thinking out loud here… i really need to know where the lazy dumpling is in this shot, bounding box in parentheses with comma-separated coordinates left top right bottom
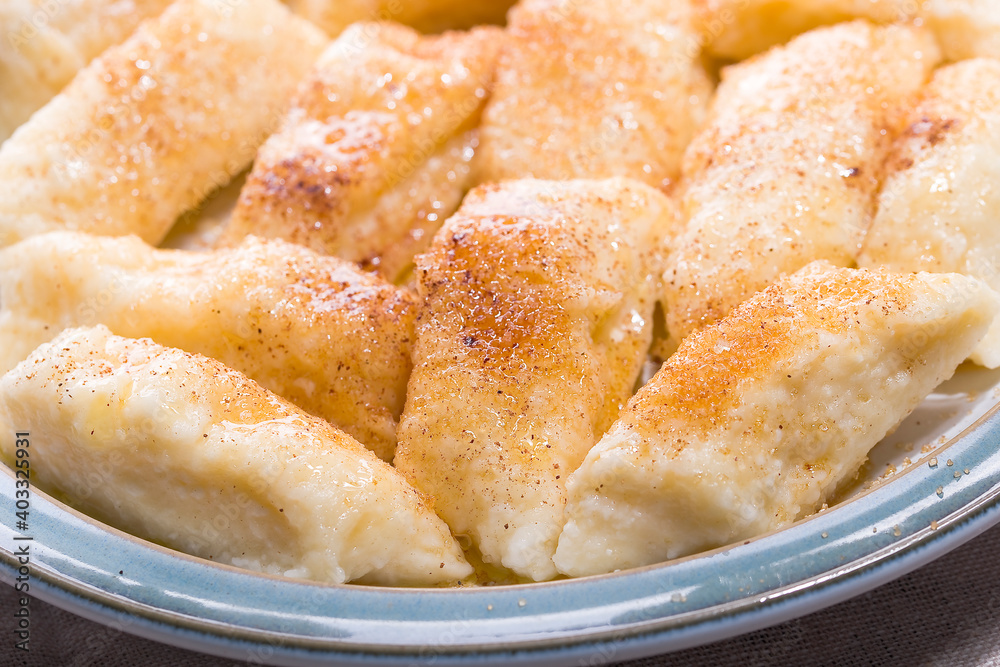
(221, 21, 502, 284)
(0, 326, 472, 586)
(0, 0, 174, 142)
(0, 232, 415, 462)
(918, 0, 1000, 62)
(0, 0, 327, 248)
(859, 58, 1000, 369)
(662, 21, 939, 346)
(554, 263, 998, 577)
(695, 0, 999, 62)
(393, 178, 681, 581)
(285, 0, 516, 37)
(475, 0, 711, 189)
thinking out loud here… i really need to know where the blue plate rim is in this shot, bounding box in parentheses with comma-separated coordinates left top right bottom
(2, 392, 1000, 665)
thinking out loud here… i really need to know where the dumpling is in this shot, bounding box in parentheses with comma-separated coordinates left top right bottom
(661, 22, 939, 346)
(0, 232, 415, 462)
(475, 0, 711, 190)
(0, 0, 174, 142)
(695, 0, 999, 62)
(0, 326, 472, 586)
(554, 263, 999, 578)
(0, 0, 327, 248)
(393, 178, 682, 581)
(859, 58, 1000, 368)
(919, 0, 1000, 62)
(221, 22, 502, 284)
(285, 0, 516, 37)
(693, 0, 911, 60)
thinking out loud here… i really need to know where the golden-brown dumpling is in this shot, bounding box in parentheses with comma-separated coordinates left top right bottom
(555, 263, 998, 577)
(222, 22, 502, 283)
(285, 0, 516, 37)
(394, 178, 682, 581)
(0, 232, 415, 461)
(0, 0, 327, 248)
(662, 21, 939, 345)
(695, 0, 999, 62)
(475, 0, 711, 190)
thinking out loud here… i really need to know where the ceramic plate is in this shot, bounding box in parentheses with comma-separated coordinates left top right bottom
(3, 364, 1000, 665)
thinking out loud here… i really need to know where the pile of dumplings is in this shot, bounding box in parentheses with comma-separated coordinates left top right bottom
(1, 0, 999, 586)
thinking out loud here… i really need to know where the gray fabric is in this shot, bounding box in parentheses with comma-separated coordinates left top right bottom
(4, 523, 1000, 666)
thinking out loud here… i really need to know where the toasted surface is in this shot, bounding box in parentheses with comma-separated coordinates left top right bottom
(475, 0, 711, 189)
(0, 0, 327, 248)
(223, 22, 502, 283)
(859, 58, 1000, 368)
(662, 21, 939, 343)
(0, 326, 471, 586)
(394, 178, 682, 581)
(554, 263, 999, 577)
(0, 232, 415, 461)
(0, 0, 174, 142)
(285, 0, 516, 36)
(696, 0, 1000, 61)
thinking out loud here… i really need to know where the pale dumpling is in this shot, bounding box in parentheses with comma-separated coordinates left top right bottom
(0, 326, 472, 586)
(0, 0, 174, 142)
(859, 58, 1000, 368)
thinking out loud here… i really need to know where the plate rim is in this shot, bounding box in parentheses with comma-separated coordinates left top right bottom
(7, 476, 1000, 666)
(3, 382, 1000, 664)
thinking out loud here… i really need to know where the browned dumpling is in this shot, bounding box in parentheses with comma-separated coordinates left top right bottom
(0, 0, 174, 142)
(0, 232, 415, 461)
(860, 58, 1000, 368)
(555, 263, 998, 577)
(221, 22, 503, 284)
(0, 0, 327, 248)
(394, 178, 682, 581)
(0, 326, 472, 586)
(661, 21, 939, 346)
(285, 0, 516, 36)
(475, 0, 712, 190)
(695, 0, 1000, 62)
